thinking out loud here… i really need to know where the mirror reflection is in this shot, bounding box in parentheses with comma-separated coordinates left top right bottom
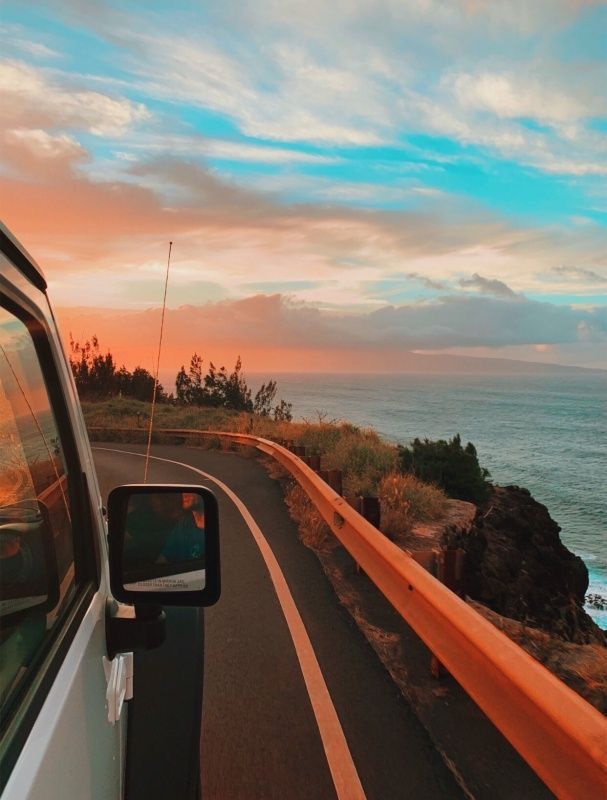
(0, 501, 56, 618)
(122, 491, 206, 593)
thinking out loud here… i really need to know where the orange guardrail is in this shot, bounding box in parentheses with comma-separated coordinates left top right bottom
(92, 426, 607, 799)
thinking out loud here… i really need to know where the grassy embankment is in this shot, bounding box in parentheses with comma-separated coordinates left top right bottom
(83, 396, 448, 545)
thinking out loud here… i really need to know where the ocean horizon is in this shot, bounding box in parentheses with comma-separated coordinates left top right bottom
(250, 371, 606, 628)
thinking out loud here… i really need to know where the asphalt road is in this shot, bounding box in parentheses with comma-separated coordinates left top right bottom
(93, 443, 464, 800)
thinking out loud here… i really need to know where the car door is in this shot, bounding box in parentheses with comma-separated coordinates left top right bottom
(0, 255, 125, 799)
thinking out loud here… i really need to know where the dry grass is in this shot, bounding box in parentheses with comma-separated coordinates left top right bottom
(283, 482, 334, 552)
(84, 398, 401, 497)
(469, 600, 607, 713)
(85, 398, 445, 536)
(323, 428, 397, 497)
(82, 397, 242, 433)
(379, 471, 448, 540)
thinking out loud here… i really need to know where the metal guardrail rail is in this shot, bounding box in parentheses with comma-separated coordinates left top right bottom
(93, 426, 607, 799)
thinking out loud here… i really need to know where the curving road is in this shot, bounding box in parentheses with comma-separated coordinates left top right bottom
(93, 443, 464, 800)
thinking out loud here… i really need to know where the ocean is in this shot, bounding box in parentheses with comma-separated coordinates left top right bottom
(264, 372, 607, 628)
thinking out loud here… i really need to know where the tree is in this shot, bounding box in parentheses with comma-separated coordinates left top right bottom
(222, 357, 252, 411)
(253, 380, 277, 416)
(69, 335, 165, 402)
(397, 434, 491, 503)
(174, 354, 287, 415)
(203, 361, 223, 407)
(188, 353, 206, 405)
(129, 367, 163, 402)
(273, 399, 293, 422)
(175, 365, 191, 404)
(69, 335, 116, 398)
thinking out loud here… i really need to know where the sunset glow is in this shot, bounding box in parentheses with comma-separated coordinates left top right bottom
(1, 2, 606, 375)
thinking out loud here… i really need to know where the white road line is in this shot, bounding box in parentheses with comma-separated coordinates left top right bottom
(95, 446, 367, 800)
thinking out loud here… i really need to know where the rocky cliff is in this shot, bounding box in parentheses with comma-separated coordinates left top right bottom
(443, 485, 605, 646)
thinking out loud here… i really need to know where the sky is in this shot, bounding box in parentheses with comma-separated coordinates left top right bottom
(1, 0, 606, 375)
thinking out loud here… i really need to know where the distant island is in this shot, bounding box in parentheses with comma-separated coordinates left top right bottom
(56, 306, 606, 380)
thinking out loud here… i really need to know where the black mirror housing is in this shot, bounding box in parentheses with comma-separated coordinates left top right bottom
(107, 484, 220, 608)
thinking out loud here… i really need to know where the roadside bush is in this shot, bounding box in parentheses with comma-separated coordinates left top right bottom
(324, 429, 397, 497)
(297, 423, 347, 454)
(397, 434, 490, 504)
(379, 472, 448, 539)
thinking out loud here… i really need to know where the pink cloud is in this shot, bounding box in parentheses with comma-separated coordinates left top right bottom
(55, 293, 607, 380)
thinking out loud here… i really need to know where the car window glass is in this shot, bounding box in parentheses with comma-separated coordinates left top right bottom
(0, 307, 76, 715)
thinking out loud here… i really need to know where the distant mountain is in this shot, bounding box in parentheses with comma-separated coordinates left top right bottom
(56, 305, 605, 380)
(363, 351, 606, 375)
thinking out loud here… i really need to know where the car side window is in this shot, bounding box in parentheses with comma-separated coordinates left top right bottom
(0, 306, 77, 720)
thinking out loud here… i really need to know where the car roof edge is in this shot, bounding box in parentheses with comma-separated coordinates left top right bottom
(0, 221, 47, 292)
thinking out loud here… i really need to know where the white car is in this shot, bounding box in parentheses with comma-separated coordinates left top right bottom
(0, 223, 220, 799)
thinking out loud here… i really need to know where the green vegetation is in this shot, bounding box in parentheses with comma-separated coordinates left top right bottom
(70, 336, 165, 402)
(83, 397, 490, 543)
(397, 434, 491, 503)
(175, 353, 251, 411)
(322, 428, 397, 497)
(82, 397, 239, 431)
(69, 336, 292, 420)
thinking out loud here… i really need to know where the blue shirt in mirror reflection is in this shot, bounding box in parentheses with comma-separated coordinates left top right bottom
(160, 512, 205, 562)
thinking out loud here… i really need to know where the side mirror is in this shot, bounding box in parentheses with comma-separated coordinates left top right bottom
(107, 485, 220, 608)
(0, 501, 59, 622)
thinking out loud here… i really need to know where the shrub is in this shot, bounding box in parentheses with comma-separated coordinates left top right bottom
(397, 434, 490, 503)
(324, 429, 397, 497)
(378, 472, 448, 539)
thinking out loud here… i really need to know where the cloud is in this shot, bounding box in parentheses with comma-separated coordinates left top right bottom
(0, 109, 91, 183)
(97, 25, 388, 145)
(451, 72, 598, 125)
(20, 1, 605, 179)
(5, 128, 83, 159)
(552, 266, 607, 284)
(3, 144, 605, 318)
(117, 133, 339, 165)
(70, 292, 607, 350)
(403, 272, 447, 291)
(0, 23, 61, 60)
(458, 273, 518, 298)
(121, 28, 606, 175)
(55, 293, 607, 378)
(201, 140, 338, 165)
(0, 59, 150, 136)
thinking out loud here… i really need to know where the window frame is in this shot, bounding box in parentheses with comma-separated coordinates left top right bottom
(0, 289, 100, 791)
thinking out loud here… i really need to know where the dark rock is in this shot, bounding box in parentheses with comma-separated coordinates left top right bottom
(443, 485, 606, 645)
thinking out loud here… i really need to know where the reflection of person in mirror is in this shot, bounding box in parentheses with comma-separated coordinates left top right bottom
(159, 493, 205, 562)
(125, 493, 175, 564)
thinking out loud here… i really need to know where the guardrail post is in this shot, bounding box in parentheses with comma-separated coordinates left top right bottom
(360, 497, 380, 528)
(326, 469, 343, 496)
(346, 496, 381, 575)
(305, 454, 321, 471)
(430, 548, 465, 679)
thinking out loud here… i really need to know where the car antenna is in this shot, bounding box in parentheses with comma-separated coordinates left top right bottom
(144, 241, 172, 482)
